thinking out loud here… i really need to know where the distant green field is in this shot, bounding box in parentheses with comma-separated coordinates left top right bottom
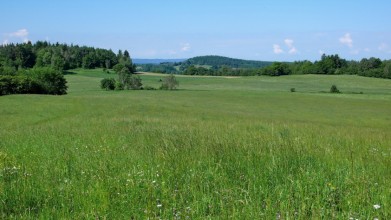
(1, 69, 390, 219)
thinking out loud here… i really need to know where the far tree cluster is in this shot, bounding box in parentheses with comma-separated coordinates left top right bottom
(262, 54, 391, 78)
(136, 54, 391, 79)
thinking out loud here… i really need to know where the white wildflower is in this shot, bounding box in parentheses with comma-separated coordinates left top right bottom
(373, 204, 381, 209)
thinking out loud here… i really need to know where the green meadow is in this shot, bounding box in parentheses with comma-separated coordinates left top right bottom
(1, 69, 390, 219)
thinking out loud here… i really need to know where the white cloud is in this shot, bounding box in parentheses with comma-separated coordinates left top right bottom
(273, 39, 298, 55)
(273, 44, 284, 54)
(8, 29, 29, 38)
(364, 48, 370, 52)
(339, 33, 353, 48)
(181, 43, 191, 51)
(283, 39, 298, 54)
(2, 39, 9, 45)
(3, 28, 30, 44)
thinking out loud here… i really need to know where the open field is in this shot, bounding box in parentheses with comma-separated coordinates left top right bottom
(1, 69, 391, 219)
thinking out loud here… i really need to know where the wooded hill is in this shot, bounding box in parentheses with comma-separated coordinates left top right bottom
(182, 55, 273, 68)
(137, 54, 391, 79)
(0, 41, 135, 95)
(136, 55, 273, 75)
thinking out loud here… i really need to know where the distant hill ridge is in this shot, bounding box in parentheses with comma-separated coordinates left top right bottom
(134, 55, 273, 68)
(183, 55, 273, 68)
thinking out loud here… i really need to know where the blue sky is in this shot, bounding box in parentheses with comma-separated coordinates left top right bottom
(1, 0, 391, 61)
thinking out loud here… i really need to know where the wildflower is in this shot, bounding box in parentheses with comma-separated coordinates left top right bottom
(373, 204, 381, 209)
(157, 204, 162, 208)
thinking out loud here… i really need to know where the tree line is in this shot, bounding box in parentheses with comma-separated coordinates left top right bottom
(280, 54, 391, 78)
(0, 41, 136, 95)
(138, 54, 391, 79)
(136, 55, 272, 75)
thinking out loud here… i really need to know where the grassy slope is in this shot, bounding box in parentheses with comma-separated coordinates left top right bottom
(0, 69, 390, 219)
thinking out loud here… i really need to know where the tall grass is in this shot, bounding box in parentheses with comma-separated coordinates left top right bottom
(0, 71, 390, 218)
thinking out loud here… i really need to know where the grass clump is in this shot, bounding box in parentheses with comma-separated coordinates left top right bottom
(330, 84, 340, 93)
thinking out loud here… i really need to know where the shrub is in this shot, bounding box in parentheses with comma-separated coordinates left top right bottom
(115, 81, 124, 90)
(0, 75, 19, 95)
(0, 68, 67, 95)
(30, 68, 68, 95)
(144, 86, 156, 90)
(330, 85, 340, 93)
(100, 78, 116, 90)
(290, 88, 296, 92)
(128, 75, 143, 90)
(160, 74, 178, 90)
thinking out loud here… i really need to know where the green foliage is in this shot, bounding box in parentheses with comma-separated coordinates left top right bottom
(275, 54, 389, 79)
(115, 81, 124, 90)
(183, 55, 272, 68)
(0, 66, 17, 76)
(383, 62, 391, 79)
(128, 75, 143, 90)
(160, 74, 178, 90)
(290, 88, 296, 92)
(113, 63, 125, 73)
(101, 73, 143, 91)
(0, 41, 120, 71)
(29, 68, 68, 95)
(144, 85, 156, 90)
(261, 62, 292, 76)
(100, 78, 116, 90)
(0, 75, 21, 95)
(137, 54, 390, 79)
(136, 55, 271, 76)
(316, 54, 347, 74)
(118, 67, 131, 88)
(330, 85, 340, 93)
(0, 68, 67, 95)
(137, 63, 178, 74)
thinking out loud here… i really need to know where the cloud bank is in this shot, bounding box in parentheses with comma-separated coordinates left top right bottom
(2, 29, 30, 45)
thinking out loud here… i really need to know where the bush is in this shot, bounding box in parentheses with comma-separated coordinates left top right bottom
(100, 78, 116, 90)
(144, 85, 156, 90)
(330, 85, 340, 93)
(0, 68, 67, 95)
(290, 88, 296, 92)
(160, 74, 178, 90)
(30, 68, 68, 95)
(128, 75, 143, 90)
(115, 81, 124, 90)
(0, 75, 19, 95)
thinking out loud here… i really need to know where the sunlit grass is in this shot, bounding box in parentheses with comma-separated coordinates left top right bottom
(0, 70, 390, 218)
